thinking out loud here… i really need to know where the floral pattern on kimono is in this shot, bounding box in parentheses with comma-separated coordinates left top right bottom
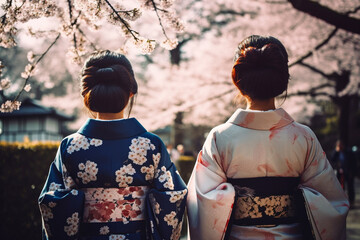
(39, 118, 187, 240)
(187, 108, 349, 240)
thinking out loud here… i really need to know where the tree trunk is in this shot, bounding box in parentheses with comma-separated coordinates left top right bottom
(333, 70, 352, 147)
(173, 111, 184, 147)
(336, 96, 350, 147)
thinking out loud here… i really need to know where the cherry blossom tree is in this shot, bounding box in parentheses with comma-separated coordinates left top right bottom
(0, 0, 184, 112)
(0, 0, 359, 148)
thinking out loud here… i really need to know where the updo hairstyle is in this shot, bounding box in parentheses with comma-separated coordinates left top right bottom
(80, 50, 138, 115)
(232, 35, 289, 100)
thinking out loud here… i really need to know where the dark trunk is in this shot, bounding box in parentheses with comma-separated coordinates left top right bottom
(332, 70, 352, 147)
(173, 111, 184, 147)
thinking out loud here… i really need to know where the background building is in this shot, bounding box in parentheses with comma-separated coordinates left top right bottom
(0, 98, 72, 142)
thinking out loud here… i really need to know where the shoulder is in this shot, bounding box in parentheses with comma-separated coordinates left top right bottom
(290, 121, 317, 139)
(128, 132, 167, 153)
(209, 122, 234, 135)
(132, 131, 164, 145)
(203, 123, 235, 146)
(58, 132, 80, 152)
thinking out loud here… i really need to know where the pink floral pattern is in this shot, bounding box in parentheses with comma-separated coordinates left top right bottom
(83, 187, 148, 223)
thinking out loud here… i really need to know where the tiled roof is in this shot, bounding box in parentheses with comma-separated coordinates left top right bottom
(0, 98, 73, 120)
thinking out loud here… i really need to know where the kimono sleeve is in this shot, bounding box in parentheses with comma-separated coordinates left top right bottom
(146, 140, 188, 240)
(38, 141, 85, 240)
(187, 129, 235, 240)
(299, 128, 349, 240)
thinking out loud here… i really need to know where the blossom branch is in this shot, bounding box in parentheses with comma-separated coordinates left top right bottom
(13, 33, 61, 102)
(103, 0, 138, 40)
(77, 27, 98, 50)
(289, 27, 338, 67)
(150, 0, 170, 40)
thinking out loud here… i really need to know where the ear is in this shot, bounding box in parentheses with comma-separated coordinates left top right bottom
(129, 93, 134, 98)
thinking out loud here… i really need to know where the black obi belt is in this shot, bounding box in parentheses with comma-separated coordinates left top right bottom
(228, 177, 301, 226)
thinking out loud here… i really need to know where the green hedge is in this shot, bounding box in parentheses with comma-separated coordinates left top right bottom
(0, 141, 59, 240)
(176, 155, 196, 184)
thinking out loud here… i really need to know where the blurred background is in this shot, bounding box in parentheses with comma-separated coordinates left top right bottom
(0, 0, 360, 239)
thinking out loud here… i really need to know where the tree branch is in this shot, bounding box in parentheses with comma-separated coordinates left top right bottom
(289, 27, 338, 67)
(216, 9, 257, 17)
(298, 62, 335, 80)
(104, 0, 138, 40)
(150, 0, 169, 40)
(14, 33, 61, 102)
(77, 27, 97, 50)
(286, 83, 333, 98)
(287, 0, 360, 34)
(184, 89, 235, 111)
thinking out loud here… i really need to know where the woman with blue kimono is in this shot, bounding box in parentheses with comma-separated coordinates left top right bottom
(39, 50, 187, 240)
(187, 35, 349, 240)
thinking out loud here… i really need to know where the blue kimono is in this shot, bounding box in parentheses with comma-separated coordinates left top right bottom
(39, 118, 187, 240)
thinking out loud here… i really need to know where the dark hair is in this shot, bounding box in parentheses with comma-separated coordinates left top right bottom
(80, 50, 138, 115)
(232, 35, 289, 100)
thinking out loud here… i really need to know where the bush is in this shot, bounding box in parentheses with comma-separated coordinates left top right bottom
(176, 155, 196, 184)
(0, 141, 59, 240)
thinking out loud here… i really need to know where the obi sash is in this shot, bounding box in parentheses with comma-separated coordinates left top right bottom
(80, 186, 149, 237)
(227, 177, 301, 226)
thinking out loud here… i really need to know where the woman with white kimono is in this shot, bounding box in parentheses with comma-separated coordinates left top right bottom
(187, 35, 349, 240)
(39, 50, 187, 240)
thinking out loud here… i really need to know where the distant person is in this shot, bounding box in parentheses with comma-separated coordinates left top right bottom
(187, 35, 349, 240)
(177, 144, 184, 156)
(167, 143, 180, 163)
(331, 140, 356, 206)
(38, 50, 187, 240)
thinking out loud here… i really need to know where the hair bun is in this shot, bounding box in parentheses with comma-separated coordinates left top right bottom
(240, 44, 287, 69)
(80, 50, 138, 114)
(232, 35, 290, 100)
(95, 67, 117, 84)
(241, 47, 264, 66)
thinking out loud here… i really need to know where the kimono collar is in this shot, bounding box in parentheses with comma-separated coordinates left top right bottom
(227, 108, 294, 130)
(78, 118, 147, 140)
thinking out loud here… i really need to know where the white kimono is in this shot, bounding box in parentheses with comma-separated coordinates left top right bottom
(187, 108, 349, 240)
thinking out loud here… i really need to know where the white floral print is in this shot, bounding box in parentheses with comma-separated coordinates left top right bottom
(62, 164, 76, 190)
(64, 212, 80, 236)
(128, 137, 156, 165)
(157, 166, 174, 190)
(90, 138, 103, 147)
(100, 226, 110, 235)
(171, 221, 183, 240)
(67, 134, 102, 154)
(164, 211, 182, 240)
(141, 165, 154, 180)
(149, 193, 161, 216)
(140, 153, 161, 180)
(153, 153, 161, 166)
(40, 204, 53, 221)
(77, 160, 98, 184)
(48, 202, 56, 208)
(71, 189, 78, 195)
(164, 211, 178, 227)
(115, 164, 136, 187)
(153, 202, 161, 215)
(49, 182, 61, 191)
(166, 189, 188, 203)
(109, 235, 127, 240)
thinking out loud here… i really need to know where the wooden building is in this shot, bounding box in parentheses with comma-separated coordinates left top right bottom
(0, 98, 72, 142)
